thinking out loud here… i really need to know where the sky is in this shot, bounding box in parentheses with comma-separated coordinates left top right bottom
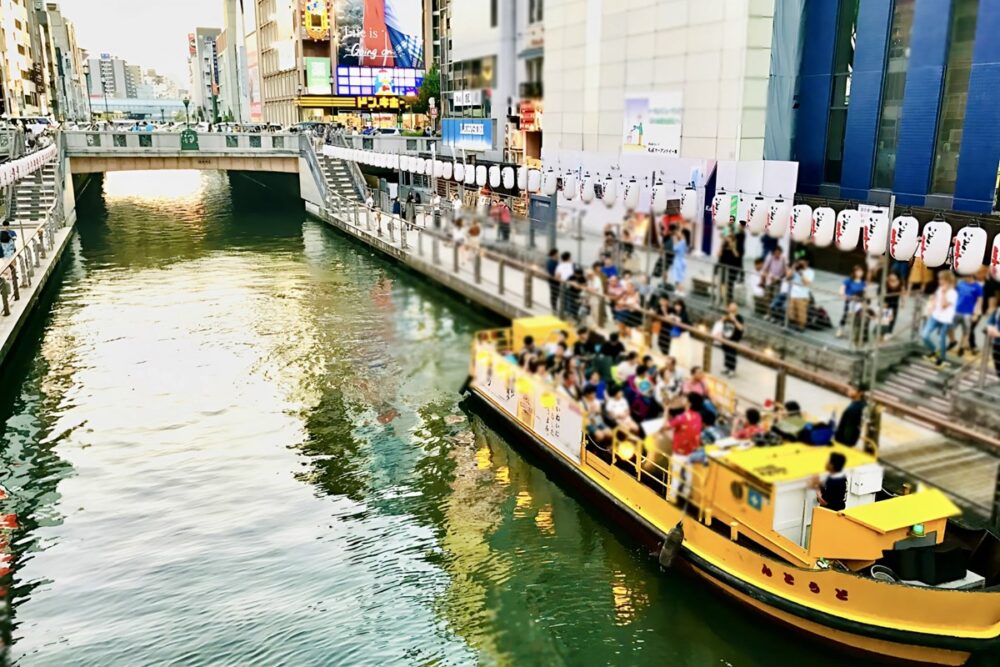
(55, 0, 224, 87)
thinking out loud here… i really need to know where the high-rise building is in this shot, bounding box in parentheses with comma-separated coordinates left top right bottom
(43, 3, 89, 121)
(0, 0, 45, 116)
(218, 0, 250, 122)
(188, 27, 222, 120)
(125, 64, 142, 98)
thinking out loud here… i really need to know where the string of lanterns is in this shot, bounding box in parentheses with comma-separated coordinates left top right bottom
(0, 144, 58, 188)
(321, 145, 999, 280)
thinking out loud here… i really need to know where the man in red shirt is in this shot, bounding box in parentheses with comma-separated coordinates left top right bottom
(662, 393, 703, 501)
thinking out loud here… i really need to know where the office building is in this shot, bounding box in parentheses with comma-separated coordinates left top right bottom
(43, 3, 89, 120)
(188, 27, 222, 120)
(0, 0, 45, 116)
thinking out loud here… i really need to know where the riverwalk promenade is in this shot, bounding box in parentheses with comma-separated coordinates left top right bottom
(308, 194, 999, 517)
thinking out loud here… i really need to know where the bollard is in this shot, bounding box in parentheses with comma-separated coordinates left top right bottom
(474, 252, 482, 284)
(38, 231, 47, 259)
(775, 367, 787, 404)
(400, 223, 408, 251)
(432, 237, 440, 265)
(417, 229, 424, 256)
(498, 260, 505, 295)
(9, 264, 19, 301)
(524, 269, 533, 309)
(0, 276, 9, 316)
(452, 243, 459, 273)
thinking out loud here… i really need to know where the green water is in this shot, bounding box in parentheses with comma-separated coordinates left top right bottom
(0, 171, 903, 666)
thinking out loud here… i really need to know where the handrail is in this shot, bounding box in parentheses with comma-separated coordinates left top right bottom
(327, 134, 367, 200)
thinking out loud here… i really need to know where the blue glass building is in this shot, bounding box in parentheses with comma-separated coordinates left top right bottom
(794, 0, 1000, 213)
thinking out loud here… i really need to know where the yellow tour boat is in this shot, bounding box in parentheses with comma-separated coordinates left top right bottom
(464, 317, 1000, 666)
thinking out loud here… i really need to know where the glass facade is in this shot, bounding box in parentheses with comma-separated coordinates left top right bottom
(930, 0, 979, 194)
(824, 0, 859, 184)
(872, 0, 915, 189)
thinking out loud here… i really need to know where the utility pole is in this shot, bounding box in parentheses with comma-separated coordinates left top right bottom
(183, 97, 190, 127)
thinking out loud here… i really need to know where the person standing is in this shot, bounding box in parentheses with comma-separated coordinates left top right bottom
(881, 271, 904, 341)
(922, 271, 958, 366)
(555, 251, 576, 317)
(431, 192, 442, 229)
(545, 249, 561, 312)
(761, 246, 788, 305)
(450, 194, 462, 224)
(391, 196, 402, 218)
(835, 384, 867, 447)
(718, 302, 744, 377)
(660, 393, 703, 501)
(837, 265, 867, 338)
(788, 256, 814, 331)
(718, 217, 745, 303)
(404, 192, 416, 225)
(954, 273, 984, 357)
(986, 302, 1000, 379)
(669, 226, 688, 296)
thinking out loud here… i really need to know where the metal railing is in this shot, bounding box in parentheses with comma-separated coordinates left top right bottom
(0, 151, 65, 317)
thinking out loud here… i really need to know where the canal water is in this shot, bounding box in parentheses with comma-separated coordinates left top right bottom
(0, 171, 893, 666)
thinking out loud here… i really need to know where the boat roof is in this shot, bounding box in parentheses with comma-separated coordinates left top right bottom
(842, 489, 960, 533)
(717, 443, 877, 487)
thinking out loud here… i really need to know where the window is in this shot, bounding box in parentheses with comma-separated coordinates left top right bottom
(824, 0, 858, 183)
(930, 0, 978, 194)
(490, 0, 498, 28)
(529, 0, 544, 24)
(872, 0, 915, 189)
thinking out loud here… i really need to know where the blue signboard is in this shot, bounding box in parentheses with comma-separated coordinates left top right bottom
(442, 118, 494, 151)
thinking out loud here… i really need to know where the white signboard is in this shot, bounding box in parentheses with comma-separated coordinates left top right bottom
(453, 89, 483, 107)
(622, 91, 683, 156)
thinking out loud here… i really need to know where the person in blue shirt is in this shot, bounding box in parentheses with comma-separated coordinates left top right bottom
(545, 249, 560, 312)
(837, 265, 867, 338)
(953, 274, 984, 357)
(600, 255, 618, 279)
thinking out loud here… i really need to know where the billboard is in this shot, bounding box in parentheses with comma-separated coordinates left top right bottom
(335, 0, 424, 69)
(442, 118, 494, 152)
(302, 0, 331, 41)
(622, 91, 683, 156)
(335, 66, 423, 97)
(305, 57, 332, 95)
(246, 33, 262, 121)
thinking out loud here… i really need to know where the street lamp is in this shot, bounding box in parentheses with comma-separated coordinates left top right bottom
(82, 63, 94, 121)
(160, 108, 165, 123)
(183, 97, 190, 127)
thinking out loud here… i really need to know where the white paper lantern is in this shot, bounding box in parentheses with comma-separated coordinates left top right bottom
(442, 161, 452, 180)
(747, 196, 768, 234)
(464, 164, 476, 185)
(711, 192, 728, 226)
(561, 172, 577, 200)
(409, 157, 419, 173)
(953, 226, 987, 276)
(810, 207, 835, 247)
(476, 165, 488, 187)
(766, 198, 791, 238)
(835, 209, 862, 251)
(919, 220, 952, 268)
(580, 173, 595, 204)
(425, 159, 435, 177)
(602, 175, 618, 207)
(527, 168, 542, 193)
(489, 165, 501, 188)
(790, 204, 813, 243)
(862, 207, 890, 256)
(623, 178, 640, 211)
(680, 187, 698, 222)
(889, 216, 919, 261)
(502, 166, 515, 189)
(651, 179, 667, 215)
(543, 169, 558, 196)
(517, 166, 527, 190)
(434, 160, 444, 178)
(453, 162, 465, 182)
(990, 235, 1000, 281)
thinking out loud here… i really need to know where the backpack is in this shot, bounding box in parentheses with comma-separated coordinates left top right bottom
(0, 230, 9, 244)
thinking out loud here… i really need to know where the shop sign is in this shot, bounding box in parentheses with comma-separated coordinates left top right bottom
(520, 101, 536, 127)
(442, 118, 494, 151)
(453, 90, 483, 107)
(357, 95, 403, 110)
(304, 57, 332, 95)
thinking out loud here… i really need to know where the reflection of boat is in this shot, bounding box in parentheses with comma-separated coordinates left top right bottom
(466, 317, 1000, 666)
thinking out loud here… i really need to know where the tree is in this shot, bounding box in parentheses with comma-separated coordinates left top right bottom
(410, 66, 440, 115)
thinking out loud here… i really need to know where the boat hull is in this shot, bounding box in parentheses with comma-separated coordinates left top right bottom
(465, 388, 997, 666)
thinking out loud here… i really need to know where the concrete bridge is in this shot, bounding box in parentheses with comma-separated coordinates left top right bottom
(62, 130, 305, 175)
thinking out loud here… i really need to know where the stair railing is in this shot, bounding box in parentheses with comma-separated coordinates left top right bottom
(328, 133, 366, 200)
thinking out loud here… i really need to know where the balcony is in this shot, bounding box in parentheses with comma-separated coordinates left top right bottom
(519, 81, 542, 100)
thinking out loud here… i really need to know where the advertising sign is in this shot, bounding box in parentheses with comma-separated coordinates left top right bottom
(335, 0, 424, 69)
(622, 91, 683, 156)
(246, 34, 262, 121)
(453, 90, 482, 107)
(442, 118, 494, 151)
(302, 0, 331, 41)
(304, 57, 332, 95)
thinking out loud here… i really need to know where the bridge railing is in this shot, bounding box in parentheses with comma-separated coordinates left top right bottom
(62, 130, 300, 155)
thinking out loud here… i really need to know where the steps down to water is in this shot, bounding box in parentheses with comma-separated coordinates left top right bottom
(878, 352, 990, 422)
(9, 162, 57, 223)
(317, 154, 362, 201)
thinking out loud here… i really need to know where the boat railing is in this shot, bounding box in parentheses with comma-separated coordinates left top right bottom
(609, 427, 708, 511)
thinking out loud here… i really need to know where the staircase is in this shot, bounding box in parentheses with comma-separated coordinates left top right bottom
(9, 162, 57, 223)
(317, 153, 363, 201)
(878, 353, 958, 418)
